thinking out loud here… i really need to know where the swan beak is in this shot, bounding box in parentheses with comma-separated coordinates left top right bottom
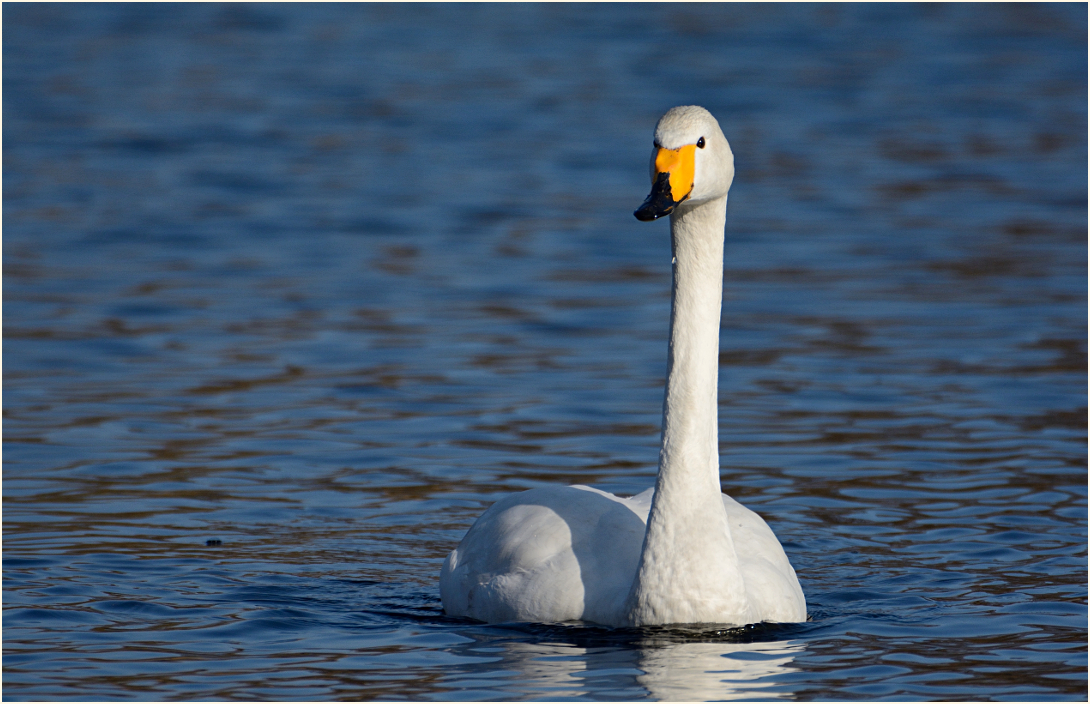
(634, 144, 696, 221)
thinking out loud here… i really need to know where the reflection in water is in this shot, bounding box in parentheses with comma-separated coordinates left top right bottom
(445, 628, 802, 700)
(635, 639, 802, 701)
(464, 641, 590, 700)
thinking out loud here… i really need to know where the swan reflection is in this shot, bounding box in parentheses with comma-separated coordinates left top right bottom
(446, 627, 802, 700)
(634, 637, 802, 700)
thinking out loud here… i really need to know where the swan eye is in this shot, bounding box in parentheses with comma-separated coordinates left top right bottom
(697, 137, 706, 149)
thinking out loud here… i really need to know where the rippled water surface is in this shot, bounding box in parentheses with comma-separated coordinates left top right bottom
(4, 4, 1087, 701)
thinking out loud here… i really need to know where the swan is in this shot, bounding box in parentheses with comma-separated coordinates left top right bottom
(440, 106, 806, 627)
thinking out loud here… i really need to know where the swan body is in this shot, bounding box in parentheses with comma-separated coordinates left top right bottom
(440, 106, 806, 627)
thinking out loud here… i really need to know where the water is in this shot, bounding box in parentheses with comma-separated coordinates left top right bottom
(3, 3, 1086, 700)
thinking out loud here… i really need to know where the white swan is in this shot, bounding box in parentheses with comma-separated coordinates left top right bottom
(440, 106, 806, 627)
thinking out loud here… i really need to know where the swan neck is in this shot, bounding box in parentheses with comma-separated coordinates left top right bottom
(658, 196, 727, 497)
(623, 195, 751, 626)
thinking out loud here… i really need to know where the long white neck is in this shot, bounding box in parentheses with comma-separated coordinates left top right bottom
(659, 197, 727, 504)
(624, 195, 755, 626)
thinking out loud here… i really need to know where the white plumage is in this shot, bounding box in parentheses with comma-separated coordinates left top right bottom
(441, 106, 806, 628)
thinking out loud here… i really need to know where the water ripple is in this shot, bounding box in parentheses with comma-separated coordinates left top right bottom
(5, 2, 1086, 701)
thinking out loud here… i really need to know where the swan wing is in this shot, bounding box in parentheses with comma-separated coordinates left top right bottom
(722, 493, 807, 622)
(440, 485, 648, 624)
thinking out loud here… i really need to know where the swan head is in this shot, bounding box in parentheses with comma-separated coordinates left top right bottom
(634, 106, 735, 221)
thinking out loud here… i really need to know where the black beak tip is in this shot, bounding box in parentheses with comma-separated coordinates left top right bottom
(634, 172, 677, 222)
(634, 196, 674, 221)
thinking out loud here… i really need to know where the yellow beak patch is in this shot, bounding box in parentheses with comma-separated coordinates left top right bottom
(654, 144, 696, 203)
(634, 141, 699, 221)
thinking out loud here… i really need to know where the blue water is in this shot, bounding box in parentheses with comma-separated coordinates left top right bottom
(4, 3, 1086, 700)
